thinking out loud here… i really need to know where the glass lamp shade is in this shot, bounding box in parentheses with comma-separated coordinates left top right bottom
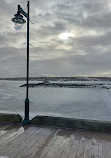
(12, 14, 26, 24)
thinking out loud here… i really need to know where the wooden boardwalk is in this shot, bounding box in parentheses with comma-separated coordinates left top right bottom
(0, 124, 111, 158)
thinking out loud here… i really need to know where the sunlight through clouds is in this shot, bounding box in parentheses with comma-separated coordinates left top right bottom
(59, 32, 72, 40)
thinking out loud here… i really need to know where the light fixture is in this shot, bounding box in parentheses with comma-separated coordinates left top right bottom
(12, 13, 26, 24)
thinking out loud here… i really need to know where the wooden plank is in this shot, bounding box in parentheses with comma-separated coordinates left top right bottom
(84, 139, 102, 158)
(0, 127, 20, 155)
(7, 126, 39, 158)
(11, 127, 44, 158)
(102, 141, 111, 158)
(0, 125, 13, 140)
(0, 128, 19, 146)
(19, 128, 51, 157)
(76, 137, 85, 158)
(69, 140, 80, 158)
(0, 127, 24, 155)
(67, 134, 75, 156)
(16, 127, 50, 157)
(0, 125, 10, 134)
(5, 127, 24, 142)
(83, 140, 92, 158)
(68, 134, 79, 158)
(39, 129, 61, 158)
(1, 125, 111, 158)
(98, 143, 102, 157)
(0, 125, 9, 137)
(24, 128, 55, 158)
(91, 138, 99, 158)
(38, 129, 73, 158)
(4, 126, 34, 154)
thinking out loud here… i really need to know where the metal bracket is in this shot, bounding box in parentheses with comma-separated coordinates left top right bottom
(18, 5, 28, 18)
(18, 5, 33, 24)
(19, 6, 28, 18)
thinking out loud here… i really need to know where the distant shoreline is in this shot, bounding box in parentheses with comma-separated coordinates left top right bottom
(0, 76, 111, 81)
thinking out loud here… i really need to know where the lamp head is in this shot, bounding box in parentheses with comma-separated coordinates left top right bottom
(12, 12, 26, 24)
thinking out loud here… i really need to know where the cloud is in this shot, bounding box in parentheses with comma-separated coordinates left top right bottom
(0, 0, 111, 77)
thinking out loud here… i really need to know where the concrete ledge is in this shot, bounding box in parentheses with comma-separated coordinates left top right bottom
(0, 113, 22, 123)
(31, 116, 111, 132)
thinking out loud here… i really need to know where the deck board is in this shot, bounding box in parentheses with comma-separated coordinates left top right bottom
(5, 126, 34, 154)
(0, 124, 111, 158)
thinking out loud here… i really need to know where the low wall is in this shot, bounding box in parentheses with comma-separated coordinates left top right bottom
(0, 113, 22, 123)
(0, 113, 111, 132)
(31, 116, 111, 132)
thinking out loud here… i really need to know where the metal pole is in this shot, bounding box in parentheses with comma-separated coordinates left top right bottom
(23, 1, 30, 124)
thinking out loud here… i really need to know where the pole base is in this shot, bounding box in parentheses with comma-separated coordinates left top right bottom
(22, 118, 31, 125)
(23, 98, 30, 125)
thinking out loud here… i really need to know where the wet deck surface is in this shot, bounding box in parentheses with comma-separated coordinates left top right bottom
(0, 124, 111, 158)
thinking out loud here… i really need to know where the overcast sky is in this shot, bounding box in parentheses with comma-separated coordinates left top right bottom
(1, 0, 111, 77)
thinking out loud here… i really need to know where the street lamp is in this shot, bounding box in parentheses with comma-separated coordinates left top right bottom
(12, 1, 30, 124)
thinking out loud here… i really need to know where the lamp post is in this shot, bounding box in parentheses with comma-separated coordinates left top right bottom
(12, 1, 30, 124)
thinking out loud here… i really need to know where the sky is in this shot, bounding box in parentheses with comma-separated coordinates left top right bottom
(1, 0, 111, 77)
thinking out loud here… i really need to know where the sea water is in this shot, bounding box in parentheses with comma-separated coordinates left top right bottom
(0, 80, 111, 121)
